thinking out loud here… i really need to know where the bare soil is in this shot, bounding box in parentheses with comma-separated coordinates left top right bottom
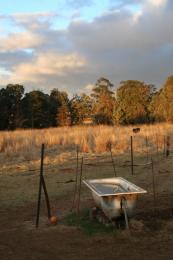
(1, 194, 173, 260)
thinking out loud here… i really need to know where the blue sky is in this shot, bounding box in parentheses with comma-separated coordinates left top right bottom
(0, 1, 129, 15)
(0, 0, 142, 23)
(0, 0, 59, 13)
(0, 0, 126, 30)
(0, 0, 172, 94)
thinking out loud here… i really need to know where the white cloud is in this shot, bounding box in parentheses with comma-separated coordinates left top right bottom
(8, 52, 86, 83)
(132, 10, 143, 23)
(148, 0, 167, 7)
(0, 32, 43, 52)
(12, 12, 58, 30)
(83, 83, 94, 94)
(0, 2, 173, 93)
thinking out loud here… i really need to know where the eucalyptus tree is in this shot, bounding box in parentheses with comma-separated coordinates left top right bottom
(114, 80, 155, 124)
(91, 77, 115, 124)
(50, 89, 70, 126)
(70, 93, 93, 124)
(150, 75, 173, 122)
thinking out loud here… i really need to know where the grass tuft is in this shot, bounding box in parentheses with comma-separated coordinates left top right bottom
(62, 209, 115, 236)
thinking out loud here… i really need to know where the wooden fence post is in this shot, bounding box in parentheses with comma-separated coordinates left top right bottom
(166, 136, 170, 157)
(151, 158, 156, 211)
(145, 136, 149, 161)
(163, 135, 166, 155)
(156, 134, 159, 158)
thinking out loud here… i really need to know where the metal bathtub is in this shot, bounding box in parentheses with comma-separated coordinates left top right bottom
(83, 177, 147, 220)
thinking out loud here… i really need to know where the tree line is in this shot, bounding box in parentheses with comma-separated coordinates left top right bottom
(0, 75, 173, 130)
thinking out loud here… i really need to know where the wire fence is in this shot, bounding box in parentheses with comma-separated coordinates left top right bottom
(1, 134, 173, 217)
(0, 134, 172, 173)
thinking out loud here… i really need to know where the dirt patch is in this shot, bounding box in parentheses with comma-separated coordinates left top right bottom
(1, 195, 173, 260)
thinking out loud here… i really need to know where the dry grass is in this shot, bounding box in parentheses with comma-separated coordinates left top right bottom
(0, 123, 173, 172)
(0, 123, 172, 153)
(1, 123, 173, 210)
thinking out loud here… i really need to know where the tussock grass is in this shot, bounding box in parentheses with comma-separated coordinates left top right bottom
(1, 124, 173, 209)
(0, 123, 173, 172)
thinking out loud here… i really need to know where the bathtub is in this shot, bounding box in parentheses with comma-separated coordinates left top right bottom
(83, 177, 147, 220)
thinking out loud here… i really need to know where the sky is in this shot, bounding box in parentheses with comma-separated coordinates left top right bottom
(0, 0, 173, 95)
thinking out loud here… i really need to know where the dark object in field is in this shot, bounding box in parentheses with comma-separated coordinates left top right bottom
(65, 179, 74, 183)
(133, 128, 140, 133)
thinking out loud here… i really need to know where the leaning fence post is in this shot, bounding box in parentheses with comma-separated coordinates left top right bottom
(41, 171, 51, 219)
(130, 136, 134, 175)
(36, 143, 45, 228)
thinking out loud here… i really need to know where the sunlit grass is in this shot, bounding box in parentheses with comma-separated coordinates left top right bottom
(0, 123, 172, 172)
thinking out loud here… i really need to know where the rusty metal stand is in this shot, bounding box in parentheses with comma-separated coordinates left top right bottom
(36, 144, 51, 228)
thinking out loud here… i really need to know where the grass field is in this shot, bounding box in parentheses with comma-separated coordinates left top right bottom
(0, 123, 173, 172)
(1, 123, 173, 259)
(0, 123, 173, 207)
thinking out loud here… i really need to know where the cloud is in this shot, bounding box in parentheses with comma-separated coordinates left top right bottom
(0, 32, 43, 52)
(109, 0, 144, 10)
(67, 2, 173, 89)
(69, 5, 173, 51)
(0, 51, 33, 70)
(147, 0, 167, 7)
(0, 1, 173, 93)
(83, 83, 94, 94)
(6, 52, 86, 87)
(11, 12, 58, 30)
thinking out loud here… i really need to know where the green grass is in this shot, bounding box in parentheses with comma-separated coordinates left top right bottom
(62, 209, 116, 236)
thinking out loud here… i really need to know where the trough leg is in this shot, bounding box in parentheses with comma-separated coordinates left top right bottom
(122, 198, 129, 229)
